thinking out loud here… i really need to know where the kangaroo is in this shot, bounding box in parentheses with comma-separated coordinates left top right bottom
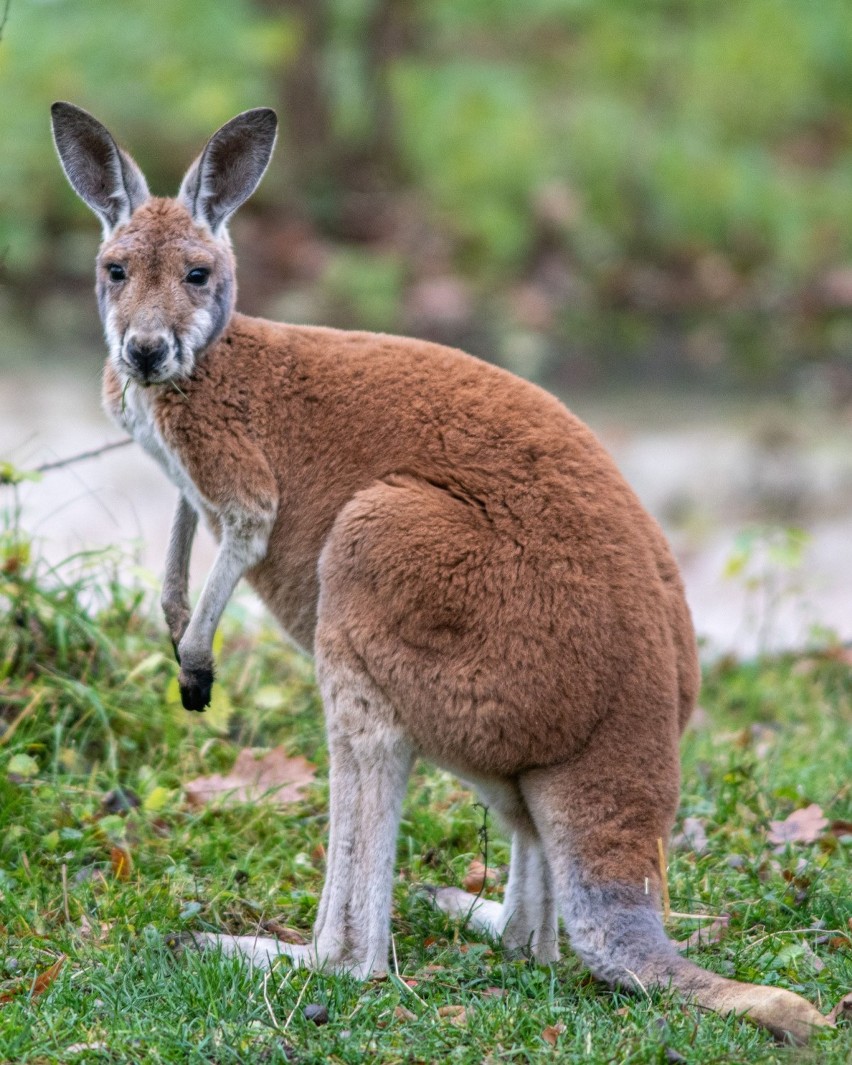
(51, 102, 830, 1044)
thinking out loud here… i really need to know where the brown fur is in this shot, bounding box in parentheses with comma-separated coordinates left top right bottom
(58, 106, 830, 1045)
(106, 302, 696, 779)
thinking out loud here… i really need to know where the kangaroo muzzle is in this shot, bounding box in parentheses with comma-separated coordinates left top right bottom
(124, 333, 173, 381)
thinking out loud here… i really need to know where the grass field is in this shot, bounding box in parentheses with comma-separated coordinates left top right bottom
(0, 525, 850, 1064)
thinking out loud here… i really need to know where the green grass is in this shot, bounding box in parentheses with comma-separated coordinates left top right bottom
(0, 528, 850, 1064)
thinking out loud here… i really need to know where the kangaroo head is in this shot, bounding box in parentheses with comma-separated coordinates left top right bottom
(51, 102, 277, 385)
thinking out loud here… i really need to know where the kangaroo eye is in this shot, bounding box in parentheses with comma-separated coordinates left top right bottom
(107, 264, 126, 283)
(185, 267, 210, 286)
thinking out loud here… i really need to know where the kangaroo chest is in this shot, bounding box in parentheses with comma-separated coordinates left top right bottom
(113, 384, 209, 519)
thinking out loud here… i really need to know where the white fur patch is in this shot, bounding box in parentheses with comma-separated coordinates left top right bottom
(179, 307, 214, 375)
(116, 384, 206, 515)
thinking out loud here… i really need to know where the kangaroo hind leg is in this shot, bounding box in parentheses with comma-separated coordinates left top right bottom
(430, 779, 559, 963)
(521, 711, 829, 1045)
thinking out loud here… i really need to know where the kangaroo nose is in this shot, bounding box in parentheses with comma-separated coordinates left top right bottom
(126, 336, 169, 377)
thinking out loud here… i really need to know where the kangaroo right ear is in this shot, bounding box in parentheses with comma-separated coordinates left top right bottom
(51, 102, 150, 235)
(178, 108, 278, 236)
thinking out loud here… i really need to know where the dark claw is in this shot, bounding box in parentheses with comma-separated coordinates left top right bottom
(179, 666, 214, 712)
(171, 638, 181, 665)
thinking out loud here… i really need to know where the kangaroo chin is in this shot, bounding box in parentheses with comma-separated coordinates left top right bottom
(51, 100, 831, 1045)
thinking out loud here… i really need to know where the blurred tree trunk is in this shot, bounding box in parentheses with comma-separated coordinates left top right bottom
(261, 0, 335, 203)
(363, 0, 420, 181)
(258, 0, 424, 237)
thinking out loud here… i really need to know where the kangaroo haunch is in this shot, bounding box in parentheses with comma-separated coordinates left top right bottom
(51, 101, 830, 1044)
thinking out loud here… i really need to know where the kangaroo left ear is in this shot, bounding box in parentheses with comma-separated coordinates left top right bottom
(51, 102, 150, 235)
(179, 108, 278, 236)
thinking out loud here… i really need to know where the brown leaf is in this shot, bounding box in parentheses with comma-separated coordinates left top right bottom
(462, 859, 499, 894)
(767, 804, 828, 846)
(0, 955, 65, 1004)
(110, 846, 132, 881)
(394, 1005, 416, 1022)
(458, 942, 491, 956)
(671, 816, 708, 855)
(77, 915, 112, 942)
(481, 987, 506, 998)
(438, 1001, 466, 1018)
(829, 820, 852, 839)
(798, 938, 826, 973)
(827, 991, 852, 1026)
(261, 919, 307, 945)
(677, 914, 730, 952)
(438, 1004, 467, 1024)
(541, 1023, 566, 1046)
(184, 747, 316, 809)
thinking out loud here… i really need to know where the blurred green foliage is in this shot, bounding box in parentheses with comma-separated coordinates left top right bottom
(3, 0, 852, 382)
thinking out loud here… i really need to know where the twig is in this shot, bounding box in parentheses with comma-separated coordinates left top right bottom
(624, 968, 650, 998)
(0, 0, 11, 43)
(262, 967, 281, 1030)
(282, 970, 313, 1031)
(744, 926, 841, 952)
(0, 690, 42, 747)
(668, 911, 724, 921)
(34, 439, 132, 474)
(390, 932, 430, 1011)
(61, 863, 71, 923)
(657, 837, 670, 921)
(472, 801, 490, 905)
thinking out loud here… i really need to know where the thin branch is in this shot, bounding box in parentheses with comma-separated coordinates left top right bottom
(0, 0, 12, 43)
(34, 438, 132, 475)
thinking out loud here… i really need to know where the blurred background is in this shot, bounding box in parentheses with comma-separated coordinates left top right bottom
(2, 0, 852, 655)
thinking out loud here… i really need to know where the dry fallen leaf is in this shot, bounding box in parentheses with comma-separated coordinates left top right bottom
(462, 859, 499, 894)
(677, 914, 730, 952)
(77, 915, 112, 942)
(767, 804, 828, 846)
(438, 1004, 468, 1026)
(541, 1023, 567, 1046)
(184, 747, 316, 808)
(827, 991, 852, 1026)
(671, 816, 708, 855)
(110, 845, 132, 881)
(0, 955, 65, 1004)
(394, 1005, 416, 1022)
(261, 919, 308, 945)
(798, 939, 826, 973)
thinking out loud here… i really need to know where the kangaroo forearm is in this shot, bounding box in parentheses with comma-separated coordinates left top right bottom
(161, 494, 198, 631)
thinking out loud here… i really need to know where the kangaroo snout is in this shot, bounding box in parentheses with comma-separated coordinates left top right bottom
(124, 334, 172, 380)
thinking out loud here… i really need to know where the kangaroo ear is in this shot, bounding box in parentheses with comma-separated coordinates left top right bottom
(178, 108, 278, 236)
(51, 102, 149, 235)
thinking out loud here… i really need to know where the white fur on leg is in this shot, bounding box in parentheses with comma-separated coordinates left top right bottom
(501, 831, 560, 962)
(177, 932, 311, 970)
(430, 831, 560, 963)
(431, 887, 505, 934)
(311, 659, 414, 980)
